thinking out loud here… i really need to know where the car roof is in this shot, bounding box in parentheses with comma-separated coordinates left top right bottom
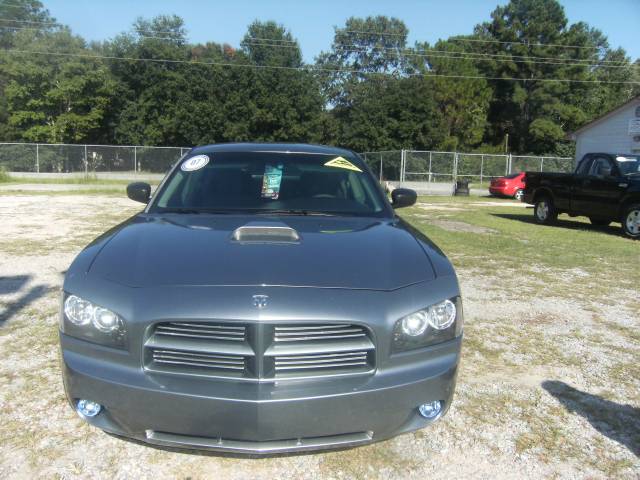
(189, 142, 356, 157)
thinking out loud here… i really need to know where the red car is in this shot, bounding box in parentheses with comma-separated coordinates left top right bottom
(489, 172, 526, 200)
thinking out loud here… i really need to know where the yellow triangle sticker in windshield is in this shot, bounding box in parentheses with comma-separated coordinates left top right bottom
(324, 156, 362, 172)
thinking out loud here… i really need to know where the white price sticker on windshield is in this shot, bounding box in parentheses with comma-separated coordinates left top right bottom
(181, 155, 210, 172)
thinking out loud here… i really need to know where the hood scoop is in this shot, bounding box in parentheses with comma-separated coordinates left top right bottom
(231, 223, 300, 244)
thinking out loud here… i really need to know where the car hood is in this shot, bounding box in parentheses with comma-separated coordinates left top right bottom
(87, 214, 436, 290)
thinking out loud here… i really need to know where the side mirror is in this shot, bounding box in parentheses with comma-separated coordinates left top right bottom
(391, 188, 417, 209)
(127, 182, 151, 204)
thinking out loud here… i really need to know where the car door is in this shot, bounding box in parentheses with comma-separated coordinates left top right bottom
(569, 156, 594, 214)
(576, 156, 625, 219)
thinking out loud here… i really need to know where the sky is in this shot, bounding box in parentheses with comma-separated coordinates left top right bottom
(41, 0, 640, 62)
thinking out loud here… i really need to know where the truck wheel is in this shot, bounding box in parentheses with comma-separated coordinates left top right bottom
(622, 204, 640, 239)
(514, 189, 524, 201)
(589, 218, 611, 227)
(534, 197, 557, 225)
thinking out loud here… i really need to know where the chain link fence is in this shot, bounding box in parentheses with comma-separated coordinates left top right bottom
(361, 151, 403, 181)
(0, 142, 574, 191)
(363, 149, 574, 184)
(0, 142, 190, 174)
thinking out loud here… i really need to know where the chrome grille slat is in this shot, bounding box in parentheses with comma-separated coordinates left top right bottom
(152, 349, 243, 361)
(277, 359, 367, 366)
(275, 351, 369, 361)
(274, 324, 367, 342)
(170, 323, 245, 331)
(275, 361, 369, 371)
(156, 322, 246, 341)
(157, 327, 245, 336)
(275, 324, 357, 331)
(153, 359, 246, 370)
(276, 355, 367, 365)
(155, 331, 245, 341)
(274, 349, 371, 372)
(150, 347, 247, 372)
(153, 353, 245, 365)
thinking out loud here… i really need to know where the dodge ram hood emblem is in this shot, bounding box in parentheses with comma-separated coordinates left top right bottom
(252, 295, 269, 309)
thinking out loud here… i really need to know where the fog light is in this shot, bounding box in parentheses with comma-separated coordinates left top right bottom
(76, 399, 101, 418)
(418, 400, 442, 419)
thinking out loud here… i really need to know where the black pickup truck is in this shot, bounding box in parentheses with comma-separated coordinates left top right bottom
(523, 153, 640, 238)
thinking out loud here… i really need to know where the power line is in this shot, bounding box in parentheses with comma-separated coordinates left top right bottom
(447, 36, 602, 51)
(3, 48, 639, 85)
(242, 39, 636, 69)
(0, 17, 58, 26)
(242, 37, 630, 66)
(341, 29, 602, 52)
(0, 16, 619, 54)
(2, 24, 633, 69)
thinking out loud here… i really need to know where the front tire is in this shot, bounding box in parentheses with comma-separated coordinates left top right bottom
(534, 197, 557, 225)
(514, 189, 524, 201)
(622, 204, 640, 239)
(589, 218, 611, 227)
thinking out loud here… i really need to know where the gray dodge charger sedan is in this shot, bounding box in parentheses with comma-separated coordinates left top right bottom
(60, 143, 463, 454)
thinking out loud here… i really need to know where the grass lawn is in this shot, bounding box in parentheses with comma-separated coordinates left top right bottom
(402, 195, 639, 294)
(0, 171, 160, 185)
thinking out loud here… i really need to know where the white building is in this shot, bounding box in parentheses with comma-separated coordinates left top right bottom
(570, 95, 640, 163)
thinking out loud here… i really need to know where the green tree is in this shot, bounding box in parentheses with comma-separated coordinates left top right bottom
(234, 21, 324, 143)
(2, 29, 121, 143)
(412, 39, 492, 150)
(472, 0, 636, 154)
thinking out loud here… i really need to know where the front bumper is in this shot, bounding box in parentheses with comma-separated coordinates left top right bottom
(61, 333, 461, 454)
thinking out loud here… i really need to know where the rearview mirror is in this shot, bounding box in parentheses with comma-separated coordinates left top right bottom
(391, 188, 417, 209)
(127, 182, 151, 204)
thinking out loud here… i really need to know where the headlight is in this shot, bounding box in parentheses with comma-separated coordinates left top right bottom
(61, 294, 126, 348)
(393, 297, 462, 352)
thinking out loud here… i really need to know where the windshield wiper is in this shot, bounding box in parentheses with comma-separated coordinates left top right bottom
(254, 209, 336, 216)
(156, 208, 235, 214)
(157, 208, 202, 214)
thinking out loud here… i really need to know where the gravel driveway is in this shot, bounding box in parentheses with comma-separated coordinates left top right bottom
(0, 194, 637, 479)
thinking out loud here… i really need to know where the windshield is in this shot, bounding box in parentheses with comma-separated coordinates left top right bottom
(150, 151, 390, 216)
(615, 155, 640, 175)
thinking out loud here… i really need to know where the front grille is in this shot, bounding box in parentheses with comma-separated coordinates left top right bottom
(144, 321, 375, 380)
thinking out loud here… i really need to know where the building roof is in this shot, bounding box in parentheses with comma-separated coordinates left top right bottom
(569, 95, 640, 139)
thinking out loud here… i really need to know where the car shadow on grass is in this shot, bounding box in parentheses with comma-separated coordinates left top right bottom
(491, 213, 623, 237)
(542, 380, 639, 457)
(0, 275, 50, 327)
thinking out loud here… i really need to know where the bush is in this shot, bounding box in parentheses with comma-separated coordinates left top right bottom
(0, 168, 13, 183)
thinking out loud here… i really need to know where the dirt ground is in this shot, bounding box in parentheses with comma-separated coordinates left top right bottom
(0, 193, 638, 479)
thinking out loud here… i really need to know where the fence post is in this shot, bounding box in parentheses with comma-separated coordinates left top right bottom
(480, 154, 484, 184)
(428, 151, 432, 183)
(378, 155, 382, 181)
(540, 158, 544, 172)
(400, 149, 405, 184)
(506, 154, 511, 174)
(134, 146, 137, 172)
(453, 152, 458, 181)
(35, 144, 40, 173)
(84, 144, 88, 176)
